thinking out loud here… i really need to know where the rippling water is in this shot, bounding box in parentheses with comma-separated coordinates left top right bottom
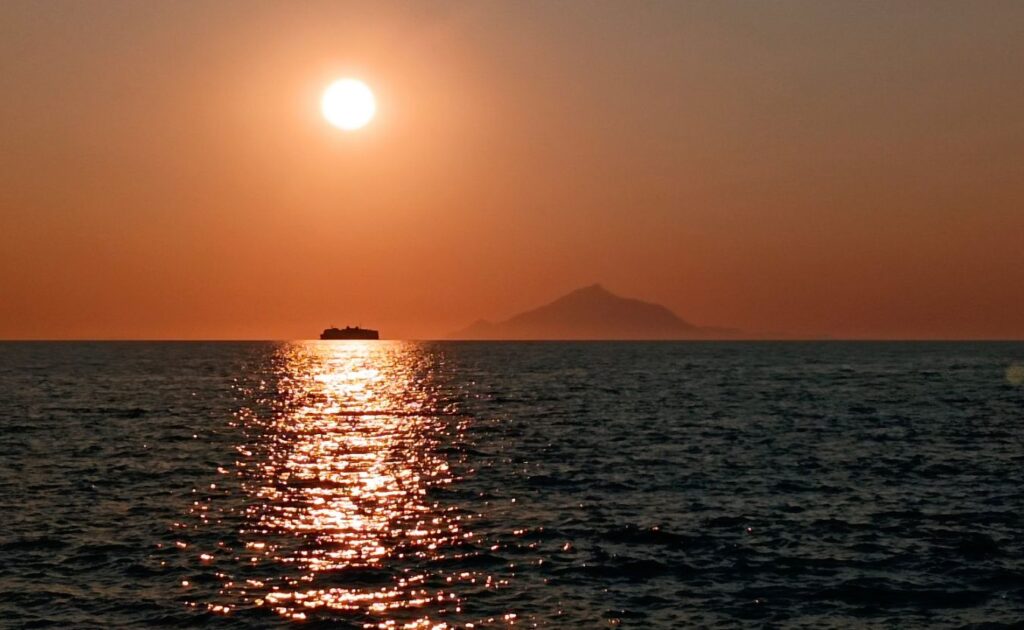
(1, 341, 1023, 628)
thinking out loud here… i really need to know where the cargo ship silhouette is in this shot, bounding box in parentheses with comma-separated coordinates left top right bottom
(319, 326, 379, 340)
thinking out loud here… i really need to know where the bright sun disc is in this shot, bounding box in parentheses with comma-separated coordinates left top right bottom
(321, 79, 376, 130)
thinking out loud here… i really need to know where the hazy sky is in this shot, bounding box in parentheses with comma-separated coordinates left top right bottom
(2, 0, 1022, 339)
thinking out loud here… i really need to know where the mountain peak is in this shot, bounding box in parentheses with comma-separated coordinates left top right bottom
(451, 284, 739, 340)
(570, 283, 612, 296)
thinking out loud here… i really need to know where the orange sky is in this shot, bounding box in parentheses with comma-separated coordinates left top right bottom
(1, 1, 1022, 339)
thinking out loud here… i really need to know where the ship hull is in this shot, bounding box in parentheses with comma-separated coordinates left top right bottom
(319, 328, 379, 340)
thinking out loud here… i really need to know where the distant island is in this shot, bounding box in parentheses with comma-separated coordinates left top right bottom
(320, 326, 380, 340)
(450, 283, 742, 340)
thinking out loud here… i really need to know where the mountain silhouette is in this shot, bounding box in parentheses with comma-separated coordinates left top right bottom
(450, 284, 740, 340)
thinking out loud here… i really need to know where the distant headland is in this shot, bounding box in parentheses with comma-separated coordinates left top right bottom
(320, 326, 380, 340)
(449, 283, 743, 340)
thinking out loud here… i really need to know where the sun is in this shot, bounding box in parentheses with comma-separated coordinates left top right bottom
(321, 78, 376, 131)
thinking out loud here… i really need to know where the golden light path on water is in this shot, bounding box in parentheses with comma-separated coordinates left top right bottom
(196, 341, 513, 628)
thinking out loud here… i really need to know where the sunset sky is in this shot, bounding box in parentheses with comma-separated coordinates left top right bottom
(2, 0, 1022, 339)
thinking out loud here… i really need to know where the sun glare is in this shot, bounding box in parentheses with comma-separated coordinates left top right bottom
(321, 78, 376, 131)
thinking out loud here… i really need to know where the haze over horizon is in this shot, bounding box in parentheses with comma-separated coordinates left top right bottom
(2, 1, 1023, 340)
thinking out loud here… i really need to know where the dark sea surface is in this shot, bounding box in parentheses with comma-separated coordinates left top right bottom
(1, 341, 1023, 628)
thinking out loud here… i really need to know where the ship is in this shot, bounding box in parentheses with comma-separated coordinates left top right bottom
(319, 326, 380, 340)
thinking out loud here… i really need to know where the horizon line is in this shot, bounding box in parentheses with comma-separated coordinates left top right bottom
(2, 338, 1023, 343)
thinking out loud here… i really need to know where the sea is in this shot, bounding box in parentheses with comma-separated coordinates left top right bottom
(1, 341, 1022, 628)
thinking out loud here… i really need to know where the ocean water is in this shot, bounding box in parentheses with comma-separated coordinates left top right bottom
(1, 341, 1023, 628)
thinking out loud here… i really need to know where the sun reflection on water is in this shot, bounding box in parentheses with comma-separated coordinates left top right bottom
(197, 341, 501, 627)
